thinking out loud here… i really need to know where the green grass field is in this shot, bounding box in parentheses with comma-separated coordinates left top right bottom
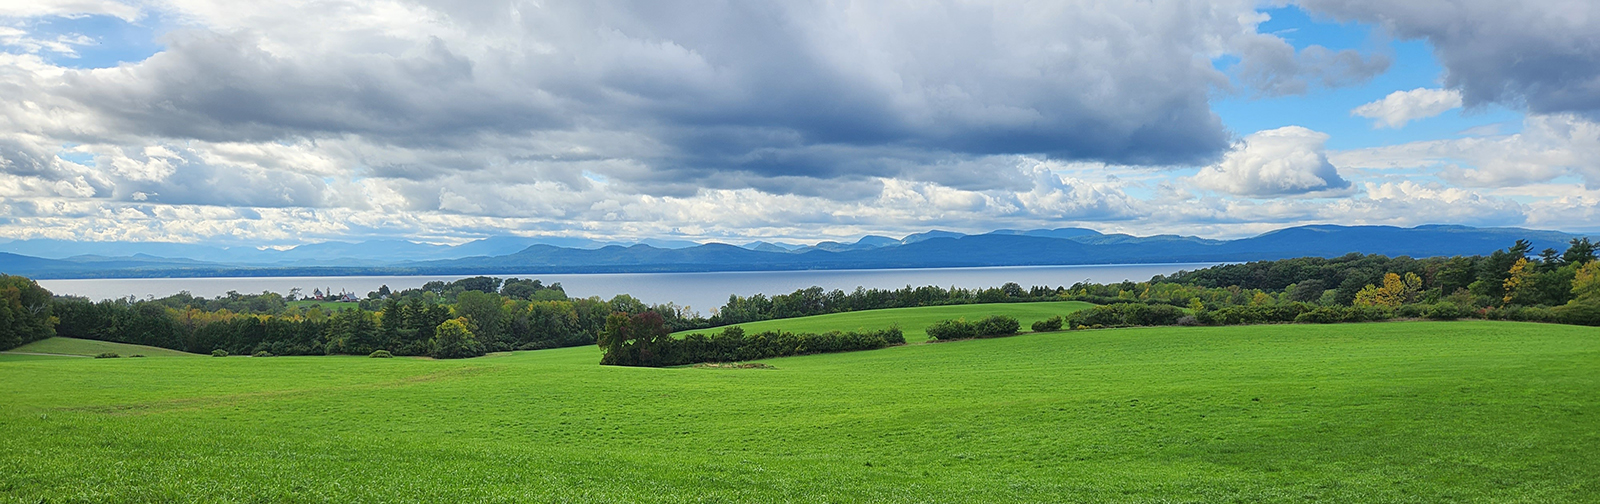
(287, 299, 360, 311)
(3, 337, 197, 358)
(2, 320, 1597, 502)
(674, 300, 1096, 341)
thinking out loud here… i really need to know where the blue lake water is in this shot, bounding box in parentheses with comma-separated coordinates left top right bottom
(37, 263, 1218, 315)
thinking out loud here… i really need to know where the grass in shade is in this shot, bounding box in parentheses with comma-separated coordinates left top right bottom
(673, 300, 1096, 341)
(1, 320, 1597, 502)
(4, 337, 198, 358)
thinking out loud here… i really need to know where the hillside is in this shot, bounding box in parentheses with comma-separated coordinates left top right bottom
(5, 337, 199, 358)
(672, 300, 1095, 342)
(1, 321, 1595, 502)
(3, 224, 1593, 278)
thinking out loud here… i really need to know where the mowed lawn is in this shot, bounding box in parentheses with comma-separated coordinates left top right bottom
(673, 300, 1096, 341)
(3, 337, 197, 358)
(1, 321, 1597, 502)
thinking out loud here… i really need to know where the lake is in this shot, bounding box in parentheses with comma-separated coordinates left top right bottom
(37, 263, 1218, 315)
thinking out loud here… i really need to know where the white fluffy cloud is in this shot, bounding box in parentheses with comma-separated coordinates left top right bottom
(1351, 88, 1462, 128)
(1333, 114, 1600, 188)
(1190, 126, 1351, 197)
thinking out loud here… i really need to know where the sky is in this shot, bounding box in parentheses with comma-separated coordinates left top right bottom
(0, 0, 1597, 247)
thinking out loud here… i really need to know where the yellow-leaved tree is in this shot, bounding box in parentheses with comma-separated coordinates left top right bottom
(1501, 258, 1534, 305)
(1573, 260, 1600, 303)
(1353, 272, 1423, 307)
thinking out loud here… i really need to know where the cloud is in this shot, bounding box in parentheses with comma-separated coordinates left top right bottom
(26, 0, 1301, 172)
(1298, 0, 1600, 119)
(0, 0, 141, 21)
(1231, 34, 1392, 96)
(1352, 88, 1463, 128)
(1332, 114, 1600, 188)
(1190, 126, 1351, 197)
(0, 27, 98, 58)
(2, 0, 1591, 245)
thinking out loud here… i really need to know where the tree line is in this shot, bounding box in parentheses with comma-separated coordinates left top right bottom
(1056, 238, 1600, 329)
(44, 277, 643, 358)
(6, 237, 1596, 357)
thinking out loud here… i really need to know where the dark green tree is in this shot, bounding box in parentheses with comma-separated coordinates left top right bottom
(1564, 237, 1597, 265)
(455, 290, 508, 350)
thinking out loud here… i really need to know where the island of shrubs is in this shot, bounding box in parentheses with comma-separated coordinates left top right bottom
(597, 311, 905, 367)
(925, 315, 1020, 340)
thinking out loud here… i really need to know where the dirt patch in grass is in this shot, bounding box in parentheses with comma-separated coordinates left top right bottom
(691, 362, 775, 370)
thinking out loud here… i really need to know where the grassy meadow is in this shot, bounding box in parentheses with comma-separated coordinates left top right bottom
(2, 337, 197, 358)
(2, 319, 1597, 502)
(286, 299, 361, 311)
(673, 300, 1095, 341)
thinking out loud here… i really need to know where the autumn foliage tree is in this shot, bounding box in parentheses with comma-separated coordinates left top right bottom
(1501, 258, 1537, 305)
(1353, 272, 1422, 307)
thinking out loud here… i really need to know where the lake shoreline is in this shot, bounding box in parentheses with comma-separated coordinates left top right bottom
(37, 263, 1221, 313)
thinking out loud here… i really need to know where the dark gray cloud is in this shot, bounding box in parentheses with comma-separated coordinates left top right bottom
(43, 0, 1262, 186)
(1299, 0, 1600, 118)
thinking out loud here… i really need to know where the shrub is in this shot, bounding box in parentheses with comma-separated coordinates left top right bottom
(369, 349, 394, 358)
(1294, 307, 1344, 324)
(638, 327, 905, 367)
(1202, 304, 1311, 325)
(1424, 302, 1469, 321)
(1394, 303, 1427, 318)
(1031, 315, 1063, 332)
(1554, 300, 1600, 326)
(975, 315, 1020, 337)
(926, 319, 978, 340)
(252, 350, 274, 357)
(94, 352, 120, 359)
(211, 349, 229, 357)
(129, 354, 145, 358)
(1067, 303, 1187, 328)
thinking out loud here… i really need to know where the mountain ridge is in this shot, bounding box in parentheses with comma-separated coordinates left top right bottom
(1, 224, 1592, 279)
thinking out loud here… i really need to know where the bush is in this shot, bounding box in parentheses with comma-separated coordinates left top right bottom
(369, 349, 394, 358)
(1554, 300, 1600, 326)
(252, 350, 274, 357)
(636, 327, 905, 367)
(1394, 303, 1427, 318)
(1201, 304, 1311, 325)
(1066, 303, 1187, 328)
(1424, 302, 1470, 321)
(211, 349, 229, 357)
(926, 319, 978, 340)
(1294, 307, 1344, 324)
(129, 354, 145, 358)
(1031, 315, 1063, 332)
(975, 315, 1020, 337)
(94, 352, 120, 359)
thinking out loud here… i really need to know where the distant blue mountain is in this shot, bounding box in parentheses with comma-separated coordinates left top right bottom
(0, 225, 1593, 279)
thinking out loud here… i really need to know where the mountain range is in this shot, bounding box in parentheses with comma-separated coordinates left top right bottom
(0, 225, 1591, 279)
